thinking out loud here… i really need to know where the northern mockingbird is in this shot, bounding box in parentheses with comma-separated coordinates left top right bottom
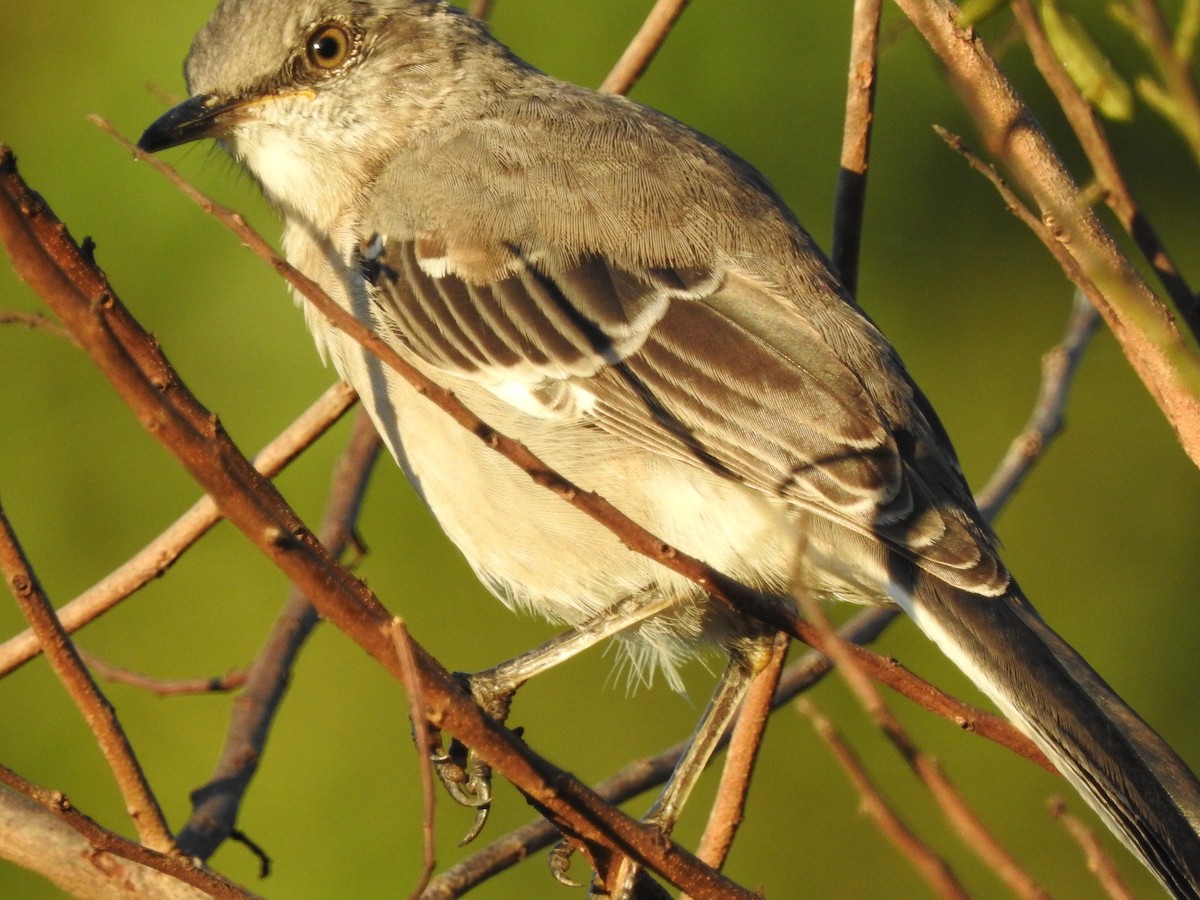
(139, 1, 1200, 894)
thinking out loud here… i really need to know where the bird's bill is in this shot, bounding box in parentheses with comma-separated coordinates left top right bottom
(138, 92, 244, 152)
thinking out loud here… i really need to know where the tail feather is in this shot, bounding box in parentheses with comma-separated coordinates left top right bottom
(903, 578, 1200, 898)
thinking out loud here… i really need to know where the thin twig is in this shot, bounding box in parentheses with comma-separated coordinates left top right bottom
(80, 650, 247, 696)
(0, 502, 175, 854)
(975, 290, 1099, 518)
(467, 0, 494, 21)
(599, 0, 692, 96)
(175, 410, 383, 862)
(1048, 796, 1135, 900)
(799, 700, 970, 900)
(0, 380, 357, 679)
(393, 618, 440, 900)
(792, 546, 1048, 899)
(831, 0, 883, 296)
(0, 308, 78, 344)
(1011, 0, 1200, 341)
(933, 126, 1111, 317)
(690, 631, 789, 877)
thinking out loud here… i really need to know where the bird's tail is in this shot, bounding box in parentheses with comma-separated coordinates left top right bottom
(905, 578, 1200, 898)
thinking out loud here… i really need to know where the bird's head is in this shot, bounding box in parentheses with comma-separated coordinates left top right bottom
(138, 0, 487, 226)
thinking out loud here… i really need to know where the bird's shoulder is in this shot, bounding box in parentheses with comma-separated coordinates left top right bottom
(362, 72, 807, 274)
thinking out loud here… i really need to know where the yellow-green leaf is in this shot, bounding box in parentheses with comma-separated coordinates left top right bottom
(957, 0, 1008, 28)
(1043, 0, 1135, 120)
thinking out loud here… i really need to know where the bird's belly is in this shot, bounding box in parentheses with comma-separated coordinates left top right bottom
(335, 337, 799, 639)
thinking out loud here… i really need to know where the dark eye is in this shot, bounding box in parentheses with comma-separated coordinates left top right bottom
(305, 23, 351, 70)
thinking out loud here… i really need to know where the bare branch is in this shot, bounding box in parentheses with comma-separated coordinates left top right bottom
(689, 631, 789, 879)
(0, 308, 78, 344)
(0, 380, 357, 679)
(975, 290, 1098, 518)
(599, 0, 692, 96)
(81, 650, 247, 696)
(1048, 796, 1135, 900)
(0, 502, 174, 853)
(0, 764, 257, 900)
(799, 700, 970, 900)
(393, 618, 440, 900)
(467, 0, 494, 21)
(175, 410, 382, 861)
(934, 125, 1116, 323)
(832, 0, 883, 296)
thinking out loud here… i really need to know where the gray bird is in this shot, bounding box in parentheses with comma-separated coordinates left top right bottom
(139, 0, 1200, 894)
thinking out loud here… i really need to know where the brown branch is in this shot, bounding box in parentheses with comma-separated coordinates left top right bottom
(393, 617, 440, 900)
(1048, 796, 1135, 900)
(176, 409, 383, 862)
(975, 290, 1098, 518)
(831, 0, 883, 296)
(892, 0, 1200, 472)
(799, 700, 970, 900)
(0, 763, 258, 900)
(1011, 0, 1200, 341)
(690, 631, 789, 877)
(80, 650, 248, 696)
(0, 146, 753, 900)
(0, 308, 78, 344)
(0, 380, 357, 679)
(467, 0, 494, 21)
(790, 606, 1051, 770)
(933, 126, 1112, 316)
(0, 502, 175, 854)
(599, 0, 692, 96)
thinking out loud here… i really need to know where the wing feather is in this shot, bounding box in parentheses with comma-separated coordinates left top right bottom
(360, 234, 1004, 593)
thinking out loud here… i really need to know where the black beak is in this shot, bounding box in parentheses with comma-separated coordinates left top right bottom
(138, 93, 245, 153)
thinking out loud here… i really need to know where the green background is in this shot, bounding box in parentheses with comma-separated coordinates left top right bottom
(2, 1, 1199, 896)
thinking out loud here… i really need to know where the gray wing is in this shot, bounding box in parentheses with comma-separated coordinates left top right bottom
(358, 232, 1006, 596)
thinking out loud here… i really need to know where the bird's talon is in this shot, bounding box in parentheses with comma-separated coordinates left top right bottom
(548, 838, 583, 887)
(458, 804, 490, 846)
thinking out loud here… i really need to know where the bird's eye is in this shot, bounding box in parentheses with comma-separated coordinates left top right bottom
(305, 23, 352, 70)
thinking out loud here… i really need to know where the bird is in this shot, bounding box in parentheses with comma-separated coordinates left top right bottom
(138, 0, 1200, 894)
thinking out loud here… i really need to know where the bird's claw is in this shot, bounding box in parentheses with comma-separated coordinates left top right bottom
(548, 838, 584, 887)
(431, 737, 493, 843)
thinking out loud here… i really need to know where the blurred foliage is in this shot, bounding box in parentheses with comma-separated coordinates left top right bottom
(1, 1, 1198, 897)
(1043, 0, 1135, 120)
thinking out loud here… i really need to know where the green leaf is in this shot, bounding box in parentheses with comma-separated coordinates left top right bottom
(1043, 0, 1135, 120)
(957, 0, 1008, 28)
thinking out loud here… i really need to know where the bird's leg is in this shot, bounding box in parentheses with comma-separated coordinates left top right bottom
(437, 591, 683, 842)
(581, 633, 777, 898)
(646, 637, 772, 831)
(472, 592, 683, 710)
